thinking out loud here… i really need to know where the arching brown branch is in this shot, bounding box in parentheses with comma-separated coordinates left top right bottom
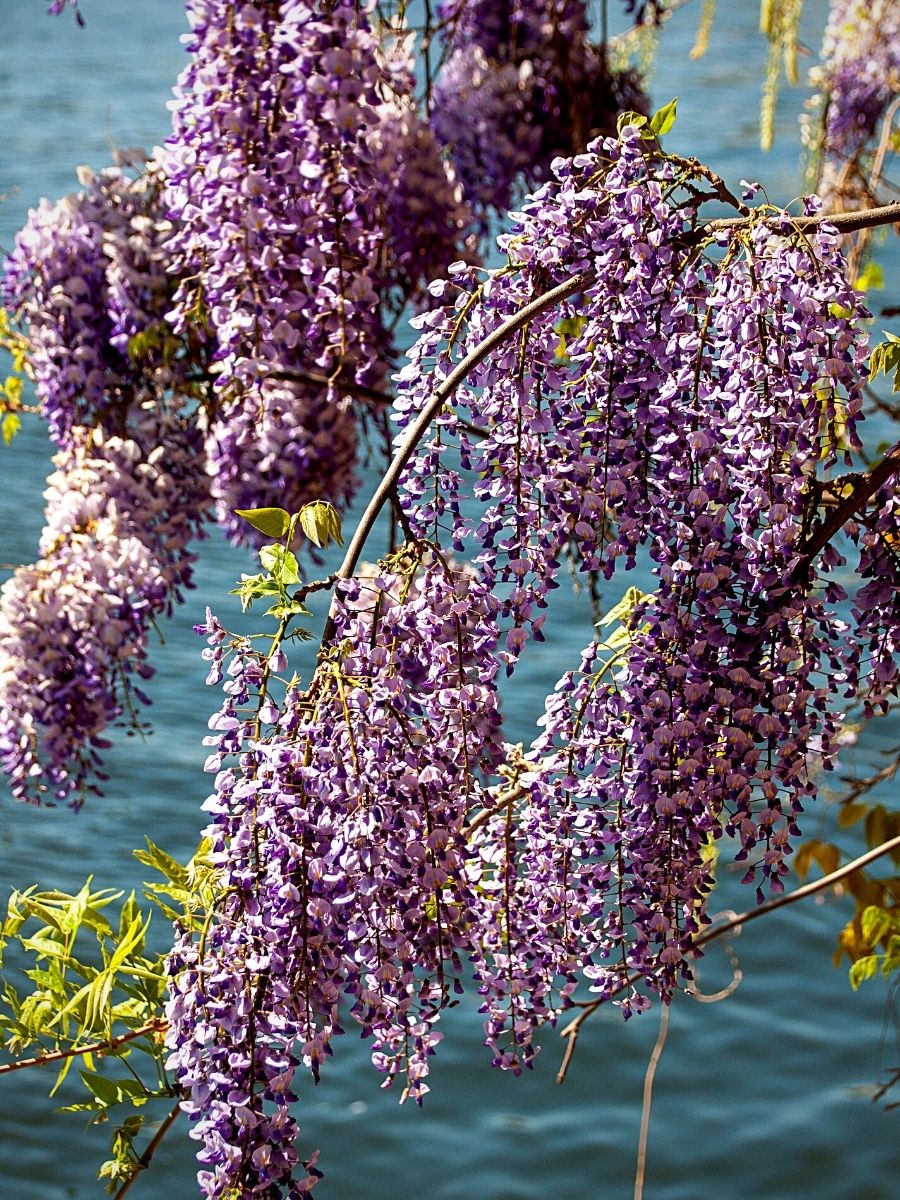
(701, 200, 900, 238)
(329, 201, 900, 593)
(112, 1098, 182, 1200)
(797, 441, 900, 573)
(332, 269, 593, 587)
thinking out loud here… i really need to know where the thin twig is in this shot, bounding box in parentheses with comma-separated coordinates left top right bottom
(691, 832, 900, 948)
(633, 1003, 670, 1200)
(0, 1018, 167, 1075)
(797, 442, 900, 567)
(556, 833, 900, 1082)
(112, 1098, 182, 1200)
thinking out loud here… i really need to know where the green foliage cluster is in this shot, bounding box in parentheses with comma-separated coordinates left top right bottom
(0, 840, 217, 1192)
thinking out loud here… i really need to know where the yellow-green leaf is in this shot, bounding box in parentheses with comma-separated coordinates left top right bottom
(298, 500, 343, 548)
(234, 507, 291, 539)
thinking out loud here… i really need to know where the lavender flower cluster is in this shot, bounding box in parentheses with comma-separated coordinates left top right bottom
(0, 409, 207, 806)
(395, 127, 872, 1016)
(2, 0, 481, 802)
(163, 0, 475, 543)
(167, 553, 504, 1196)
(15, 5, 899, 1195)
(805, 0, 900, 199)
(4, 158, 192, 446)
(432, 0, 648, 221)
(163, 120, 896, 1196)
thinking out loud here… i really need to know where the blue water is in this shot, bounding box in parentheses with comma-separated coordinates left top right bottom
(0, 1, 897, 1197)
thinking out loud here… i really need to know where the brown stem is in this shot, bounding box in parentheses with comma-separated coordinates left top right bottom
(112, 1098, 182, 1200)
(700, 200, 900, 239)
(797, 441, 900, 573)
(0, 1018, 166, 1076)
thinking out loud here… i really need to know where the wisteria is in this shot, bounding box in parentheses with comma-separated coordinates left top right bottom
(166, 553, 504, 1195)
(851, 483, 900, 717)
(432, 0, 648, 220)
(202, 379, 358, 547)
(4, 158, 192, 445)
(808, 0, 900, 163)
(2, 3, 900, 1198)
(393, 128, 871, 1017)
(0, 408, 207, 806)
(160, 116, 900, 1192)
(804, 0, 900, 226)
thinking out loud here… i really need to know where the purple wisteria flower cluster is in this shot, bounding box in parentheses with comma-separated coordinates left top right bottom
(394, 127, 873, 1013)
(162, 0, 388, 541)
(166, 552, 504, 1196)
(4, 158, 195, 446)
(162, 0, 476, 544)
(8, 4, 900, 1195)
(161, 119, 898, 1196)
(0, 408, 207, 806)
(1, 1, 484, 798)
(1, 158, 212, 805)
(432, 0, 648, 222)
(805, 0, 900, 205)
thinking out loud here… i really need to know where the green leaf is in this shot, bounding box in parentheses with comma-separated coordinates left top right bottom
(298, 500, 343, 548)
(649, 97, 678, 138)
(258, 543, 301, 586)
(4, 375, 23, 406)
(284, 626, 316, 643)
(849, 955, 878, 991)
(79, 1069, 122, 1108)
(868, 332, 900, 390)
(264, 601, 311, 620)
(233, 507, 291, 539)
(229, 572, 280, 612)
(599, 586, 649, 627)
(617, 110, 648, 135)
(133, 839, 189, 887)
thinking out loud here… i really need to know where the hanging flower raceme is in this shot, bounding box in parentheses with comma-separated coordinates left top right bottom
(804, 0, 900, 211)
(371, 92, 477, 312)
(163, 0, 392, 540)
(431, 0, 648, 221)
(3, 157, 195, 446)
(202, 378, 358, 546)
(393, 126, 872, 1014)
(0, 408, 208, 807)
(850, 485, 900, 718)
(166, 551, 505, 1198)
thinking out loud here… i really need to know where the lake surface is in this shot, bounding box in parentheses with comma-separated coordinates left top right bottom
(0, 2, 897, 1197)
